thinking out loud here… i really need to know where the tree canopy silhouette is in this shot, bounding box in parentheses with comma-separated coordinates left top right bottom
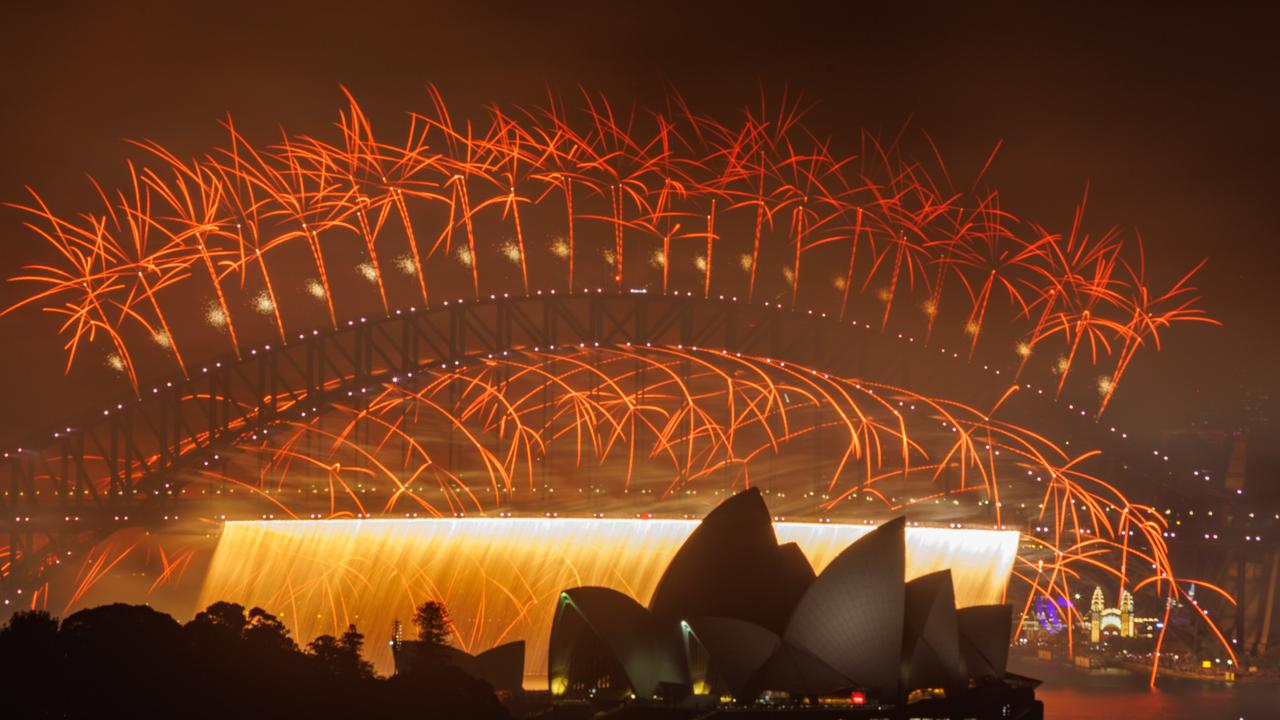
(414, 599, 453, 647)
(0, 601, 509, 720)
(309, 625, 375, 679)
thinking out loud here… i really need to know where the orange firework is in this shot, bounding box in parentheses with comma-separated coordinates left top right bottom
(4, 89, 1212, 404)
(0, 90, 1227, 686)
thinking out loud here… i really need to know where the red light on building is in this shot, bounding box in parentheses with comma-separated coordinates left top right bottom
(850, 691, 866, 705)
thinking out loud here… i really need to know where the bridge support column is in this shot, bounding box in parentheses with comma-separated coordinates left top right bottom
(1258, 547, 1279, 655)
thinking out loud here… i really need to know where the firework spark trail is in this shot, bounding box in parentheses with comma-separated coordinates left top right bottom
(0, 90, 1229, 683)
(199, 516, 1018, 678)
(25, 345, 1234, 680)
(2, 90, 1213, 406)
(241, 350, 1234, 648)
(1, 344, 1237, 682)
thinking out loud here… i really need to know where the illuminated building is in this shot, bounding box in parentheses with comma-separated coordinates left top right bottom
(547, 488, 1027, 708)
(1088, 586, 1157, 641)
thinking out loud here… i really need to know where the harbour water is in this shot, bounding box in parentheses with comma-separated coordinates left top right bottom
(1013, 658, 1274, 720)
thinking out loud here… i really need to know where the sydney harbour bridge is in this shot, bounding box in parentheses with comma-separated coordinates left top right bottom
(0, 92, 1275, 673)
(2, 289, 1273, 659)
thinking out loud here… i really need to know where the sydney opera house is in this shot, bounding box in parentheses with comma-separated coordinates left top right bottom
(373, 487, 1038, 715)
(544, 488, 1039, 715)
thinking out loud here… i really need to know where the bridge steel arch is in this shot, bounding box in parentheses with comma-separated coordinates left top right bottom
(2, 291, 976, 517)
(0, 290, 988, 596)
(6, 290, 1242, 602)
(1, 292, 1274, 648)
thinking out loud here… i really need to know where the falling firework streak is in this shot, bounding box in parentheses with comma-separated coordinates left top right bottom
(0, 91, 1213, 412)
(0, 90, 1229, 684)
(0, 345, 1236, 683)
(199, 517, 1019, 680)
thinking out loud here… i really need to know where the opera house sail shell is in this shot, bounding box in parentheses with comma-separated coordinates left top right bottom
(648, 489, 817, 635)
(781, 516, 905, 699)
(547, 488, 1021, 705)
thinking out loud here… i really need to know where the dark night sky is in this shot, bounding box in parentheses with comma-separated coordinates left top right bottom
(1, 1, 1277, 445)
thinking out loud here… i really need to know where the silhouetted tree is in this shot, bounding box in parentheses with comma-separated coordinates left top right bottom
(340, 624, 375, 678)
(192, 600, 249, 633)
(0, 610, 62, 719)
(414, 599, 452, 646)
(59, 603, 186, 717)
(243, 605, 296, 653)
(309, 624, 374, 679)
(0, 608, 59, 643)
(395, 602, 509, 720)
(0, 600, 510, 720)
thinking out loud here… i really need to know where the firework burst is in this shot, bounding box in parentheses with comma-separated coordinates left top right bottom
(395, 253, 418, 276)
(500, 240, 522, 264)
(304, 279, 327, 300)
(203, 301, 228, 330)
(253, 291, 275, 315)
(455, 245, 474, 267)
(0, 91, 1228, 684)
(0, 90, 1211, 408)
